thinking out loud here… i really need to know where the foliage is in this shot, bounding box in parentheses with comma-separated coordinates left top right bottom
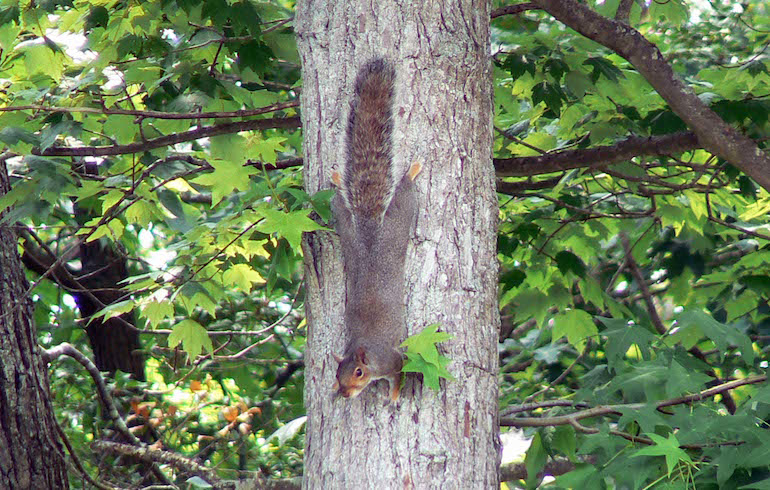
(401, 324, 455, 392)
(493, 0, 770, 488)
(1, 0, 770, 487)
(0, 0, 309, 486)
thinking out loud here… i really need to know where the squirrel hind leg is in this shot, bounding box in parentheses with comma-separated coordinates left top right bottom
(331, 170, 343, 187)
(407, 161, 422, 182)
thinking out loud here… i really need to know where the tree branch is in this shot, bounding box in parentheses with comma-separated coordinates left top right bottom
(614, 0, 635, 24)
(531, 0, 770, 192)
(0, 100, 299, 120)
(494, 132, 700, 177)
(91, 441, 226, 488)
(491, 3, 542, 19)
(501, 375, 766, 431)
(33, 116, 301, 157)
(500, 457, 596, 482)
(42, 343, 141, 446)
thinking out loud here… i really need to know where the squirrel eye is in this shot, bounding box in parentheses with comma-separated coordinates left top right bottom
(355, 368, 363, 377)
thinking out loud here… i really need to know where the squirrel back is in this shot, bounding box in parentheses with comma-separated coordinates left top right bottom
(331, 59, 421, 402)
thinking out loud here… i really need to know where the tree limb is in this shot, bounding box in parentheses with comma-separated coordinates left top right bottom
(501, 375, 766, 429)
(33, 116, 301, 157)
(491, 3, 541, 19)
(495, 131, 700, 177)
(91, 441, 226, 489)
(0, 100, 299, 120)
(614, 0, 635, 24)
(500, 457, 596, 482)
(41, 343, 142, 446)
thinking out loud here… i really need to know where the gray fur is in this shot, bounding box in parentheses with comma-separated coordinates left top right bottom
(332, 59, 418, 399)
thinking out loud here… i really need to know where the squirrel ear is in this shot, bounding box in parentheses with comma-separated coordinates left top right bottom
(355, 346, 367, 365)
(333, 353, 343, 363)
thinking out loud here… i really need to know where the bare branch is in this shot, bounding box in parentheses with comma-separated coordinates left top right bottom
(500, 457, 596, 482)
(615, 0, 635, 24)
(491, 3, 542, 19)
(90, 441, 224, 488)
(41, 343, 142, 446)
(33, 116, 301, 157)
(494, 132, 700, 177)
(0, 100, 299, 120)
(501, 375, 766, 431)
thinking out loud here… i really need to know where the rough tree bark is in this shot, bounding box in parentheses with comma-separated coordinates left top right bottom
(297, 0, 500, 488)
(0, 159, 68, 489)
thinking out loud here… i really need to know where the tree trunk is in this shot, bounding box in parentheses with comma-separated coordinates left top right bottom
(0, 159, 68, 488)
(297, 0, 500, 488)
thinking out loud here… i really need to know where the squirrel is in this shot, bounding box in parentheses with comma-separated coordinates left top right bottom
(331, 59, 421, 402)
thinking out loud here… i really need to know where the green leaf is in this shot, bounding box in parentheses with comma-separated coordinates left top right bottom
(194, 159, 258, 206)
(309, 189, 335, 224)
(531, 81, 565, 114)
(583, 57, 624, 83)
(91, 300, 135, 323)
(0, 127, 39, 149)
(552, 425, 577, 461)
(564, 71, 593, 99)
(553, 464, 600, 489)
(257, 207, 326, 251)
(185, 476, 213, 489)
(141, 300, 174, 329)
(552, 309, 597, 350)
(178, 286, 218, 317)
(649, 0, 689, 26)
(675, 310, 754, 365)
(525, 432, 547, 489)
(618, 404, 667, 435)
(664, 360, 710, 398)
(101, 189, 125, 214)
(210, 133, 249, 163)
(236, 39, 274, 74)
(659, 203, 686, 236)
(265, 416, 307, 447)
(402, 352, 454, 391)
(168, 319, 213, 360)
(21, 43, 66, 80)
(252, 135, 286, 165)
(401, 324, 454, 392)
(601, 319, 655, 372)
(0, 22, 19, 50)
(125, 200, 160, 227)
(632, 433, 692, 477)
(555, 250, 586, 278)
(400, 324, 452, 366)
(86, 220, 125, 243)
(222, 263, 263, 291)
(739, 477, 770, 489)
(502, 53, 536, 79)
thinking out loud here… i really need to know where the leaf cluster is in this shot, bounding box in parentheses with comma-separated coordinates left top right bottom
(401, 324, 455, 392)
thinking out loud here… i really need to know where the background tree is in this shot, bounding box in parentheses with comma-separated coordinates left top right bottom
(0, 0, 768, 488)
(296, 0, 500, 487)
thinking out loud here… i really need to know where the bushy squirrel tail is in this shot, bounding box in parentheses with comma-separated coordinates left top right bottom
(339, 59, 396, 229)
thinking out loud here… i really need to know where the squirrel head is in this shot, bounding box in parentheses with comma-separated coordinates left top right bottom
(333, 347, 372, 398)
